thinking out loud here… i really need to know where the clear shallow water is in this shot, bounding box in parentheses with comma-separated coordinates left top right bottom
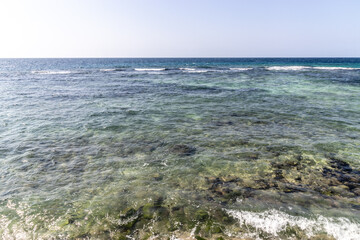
(0, 58, 360, 239)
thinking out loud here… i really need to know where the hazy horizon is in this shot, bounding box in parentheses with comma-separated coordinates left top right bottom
(1, 0, 359, 58)
(2, 56, 360, 59)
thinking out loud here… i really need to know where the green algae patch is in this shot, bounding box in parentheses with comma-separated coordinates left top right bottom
(195, 210, 210, 222)
(142, 203, 155, 220)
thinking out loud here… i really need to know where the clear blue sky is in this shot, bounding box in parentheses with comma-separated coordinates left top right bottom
(0, 0, 359, 57)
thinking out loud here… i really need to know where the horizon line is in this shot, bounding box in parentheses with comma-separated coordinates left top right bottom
(1, 56, 360, 59)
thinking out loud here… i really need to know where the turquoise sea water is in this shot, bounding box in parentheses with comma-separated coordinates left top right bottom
(0, 58, 360, 239)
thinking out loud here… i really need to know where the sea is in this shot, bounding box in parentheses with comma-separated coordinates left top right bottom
(0, 58, 359, 239)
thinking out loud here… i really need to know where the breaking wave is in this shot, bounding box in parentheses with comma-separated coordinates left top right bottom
(134, 68, 166, 71)
(313, 66, 360, 70)
(267, 66, 360, 71)
(226, 209, 360, 240)
(266, 66, 311, 71)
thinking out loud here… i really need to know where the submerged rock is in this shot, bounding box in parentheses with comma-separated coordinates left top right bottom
(152, 173, 163, 181)
(327, 153, 354, 173)
(170, 144, 196, 156)
(214, 121, 234, 126)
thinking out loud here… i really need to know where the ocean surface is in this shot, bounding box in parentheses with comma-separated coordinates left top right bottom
(0, 58, 360, 239)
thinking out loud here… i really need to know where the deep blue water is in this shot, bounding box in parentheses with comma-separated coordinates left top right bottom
(0, 58, 360, 239)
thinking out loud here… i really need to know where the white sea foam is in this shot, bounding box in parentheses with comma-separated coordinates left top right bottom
(313, 66, 360, 70)
(266, 66, 310, 71)
(226, 208, 360, 240)
(266, 66, 360, 71)
(229, 67, 253, 71)
(134, 68, 166, 71)
(100, 68, 116, 72)
(31, 70, 72, 75)
(180, 68, 209, 73)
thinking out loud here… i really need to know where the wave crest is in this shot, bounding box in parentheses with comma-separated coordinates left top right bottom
(313, 66, 360, 70)
(267, 66, 360, 71)
(266, 66, 310, 71)
(134, 68, 166, 71)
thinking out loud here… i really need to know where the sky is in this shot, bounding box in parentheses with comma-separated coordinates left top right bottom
(0, 0, 359, 58)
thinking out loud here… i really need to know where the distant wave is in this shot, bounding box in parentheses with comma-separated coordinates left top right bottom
(131, 67, 252, 73)
(266, 66, 310, 71)
(229, 67, 253, 71)
(226, 208, 360, 240)
(134, 68, 166, 71)
(180, 68, 209, 73)
(313, 66, 360, 70)
(31, 70, 73, 75)
(267, 66, 360, 71)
